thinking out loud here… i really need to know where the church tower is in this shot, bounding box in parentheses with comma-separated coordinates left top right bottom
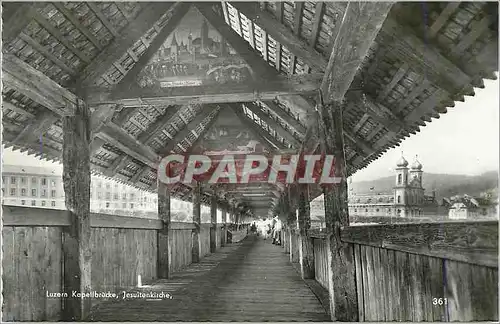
(393, 153, 409, 217)
(170, 33, 178, 62)
(409, 155, 423, 188)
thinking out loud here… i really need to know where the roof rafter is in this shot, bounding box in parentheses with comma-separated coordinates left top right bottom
(2, 54, 77, 116)
(75, 2, 176, 88)
(228, 103, 286, 151)
(230, 2, 327, 72)
(112, 3, 192, 95)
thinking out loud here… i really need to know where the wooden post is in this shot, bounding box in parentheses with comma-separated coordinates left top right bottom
(319, 100, 358, 321)
(210, 193, 218, 253)
(283, 188, 296, 263)
(192, 182, 201, 263)
(297, 184, 315, 279)
(157, 180, 171, 278)
(62, 100, 92, 321)
(221, 209, 227, 246)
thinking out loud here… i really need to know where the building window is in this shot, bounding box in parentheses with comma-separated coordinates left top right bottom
(122, 203, 126, 209)
(379, 198, 383, 202)
(130, 194, 135, 201)
(21, 200, 26, 205)
(21, 188, 26, 196)
(51, 190, 56, 198)
(32, 177, 37, 184)
(31, 200, 36, 206)
(32, 189, 37, 197)
(51, 201, 56, 207)
(42, 178, 47, 186)
(41, 189, 47, 197)
(114, 183, 118, 188)
(11, 177, 16, 184)
(376, 208, 379, 212)
(397, 209, 401, 215)
(398, 174, 402, 184)
(122, 193, 127, 200)
(130, 203, 134, 209)
(41, 201, 46, 207)
(397, 195, 401, 204)
(113, 193, 118, 200)
(51, 180, 56, 186)
(98, 192, 102, 199)
(10, 188, 16, 196)
(21, 177, 26, 184)
(405, 174, 408, 183)
(98, 182, 102, 188)
(365, 209, 368, 212)
(354, 209, 357, 212)
(106, 192, 111, 200)
(106, 202, 110, 208)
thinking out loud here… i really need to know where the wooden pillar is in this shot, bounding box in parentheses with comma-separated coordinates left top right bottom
(221, 209, 227, 246)
(192, 182, 201, 263)
(157, 181, 171, 278)
(319, 100, 358, 321)
(298, 184, 315, 279)
(210, 193, 218, 253)
(283, 188, 295, 263)
(62, 100, 92, 321)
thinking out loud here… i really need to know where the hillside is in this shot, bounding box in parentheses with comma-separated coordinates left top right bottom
(350, 171, 498, 199)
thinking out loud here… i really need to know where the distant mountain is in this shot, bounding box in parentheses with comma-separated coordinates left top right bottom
(350, 171, 499, 199)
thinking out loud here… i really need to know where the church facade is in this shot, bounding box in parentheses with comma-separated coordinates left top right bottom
(348, 155, 442, 218)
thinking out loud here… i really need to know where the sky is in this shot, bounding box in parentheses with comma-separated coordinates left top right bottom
(350, 77, 499, 182)
(2, 77, 498, 183)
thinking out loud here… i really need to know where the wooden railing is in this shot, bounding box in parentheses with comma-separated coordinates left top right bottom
(2, 206, 236, 322)
(307, 220, 498, 321)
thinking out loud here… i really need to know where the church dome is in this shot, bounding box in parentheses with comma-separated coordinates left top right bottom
(411, 159, 422, 170)
(396, 156, 408, 167)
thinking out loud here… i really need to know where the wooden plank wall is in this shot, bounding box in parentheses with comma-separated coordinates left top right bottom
(200, 224, 211, 258)
(91, 228, 157, 306)
(307, 221, 499, 321)
(313, 237, 329, 289)
(2, 226, 63, 321)
(2, 207, 234, 322)
(354, 245, 498, 321)
(169, 227, 194, 272)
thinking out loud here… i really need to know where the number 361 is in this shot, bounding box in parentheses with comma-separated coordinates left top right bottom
(432, 298, 448, 306)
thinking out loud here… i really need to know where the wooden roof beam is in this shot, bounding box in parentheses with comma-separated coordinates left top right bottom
(158, 105, 221, 156)
(87, 73, 322, 106)
(243, 102, 301, 148)
(259, 101, 306, 136)
(230, 2, 327, 72)
(112, 3, 191, 95)
(379, 17, 473, 98)
(227, 103, 286, 151)
(321, 3, 393, 103)
(52, 2, 102, 50)
(2, 54, 77, 116)
(75, 2, 176, 88)
(2, 101, 36, 119)
(96, 123, 158, 169)
(14, 111, 60, 144)
(2, 3, 36, 44)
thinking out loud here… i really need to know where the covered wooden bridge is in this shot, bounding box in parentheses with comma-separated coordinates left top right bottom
(2, 1, 498, 322)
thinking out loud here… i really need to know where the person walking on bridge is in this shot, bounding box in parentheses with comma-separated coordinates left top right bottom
(272, 216, 282, 245)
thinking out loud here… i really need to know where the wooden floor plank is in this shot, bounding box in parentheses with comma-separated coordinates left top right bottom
(88, 235, 329, 321)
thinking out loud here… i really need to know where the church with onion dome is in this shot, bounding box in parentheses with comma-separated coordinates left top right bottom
(347, 154, 440, 218)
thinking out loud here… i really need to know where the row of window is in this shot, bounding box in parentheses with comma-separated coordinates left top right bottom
(3, 176, 56, 186)
(354, 197, 395, 203)
(21, 200, 56, 207)
(5, 188, 58, 198)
